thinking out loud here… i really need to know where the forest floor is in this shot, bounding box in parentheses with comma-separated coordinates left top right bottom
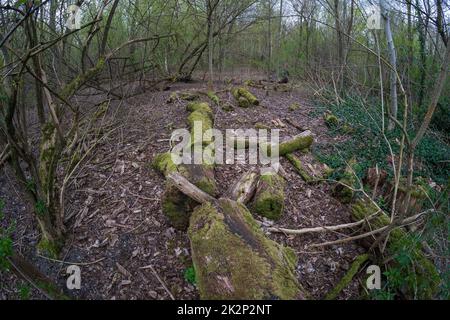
(0, 78, 368, 300)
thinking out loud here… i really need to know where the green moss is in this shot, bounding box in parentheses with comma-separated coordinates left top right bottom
(187, 110, 213, 132)
(188, 109, 213, 146)
(207, 91, 220, 105)
(253, 174, 285, 220)
(231, 88, 240, 100)
(186, 102, 213, 120)
(188, 199, 303, 299)
(180, 92, 200, 101)
(237, 87, 259, 105)
(341, 123, 354, 134)
(37, 237, 60, 259)
(238, 96, 250, 108)
(255, 122, 271, 130)
(325, 254, 370, 300)
(285, 153, 314, 183)
(195, 176, 217, 196)
(152, 153, 178, 177)
(161, 164, 217, 230)
(351, 199, 440, 299)
(289, 103, 300, 111)
(324, 112, 339, 127)
(279, 134, 314, 156)
(221, 103, 234, 112)
(162, 183, 194, 230)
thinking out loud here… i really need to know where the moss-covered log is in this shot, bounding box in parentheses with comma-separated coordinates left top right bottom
(252, 173, 285, 220)
(232, 87, 259, 107)
(187, 102, 214, 146)
(351, 199, 440, 299)
(186, 102, 213, 119)
(152, 153, 218, 230)
(207, 91, 220, 105)
(285, 154, 314, 183)
(189, 198, 305, 299)
(229, 170, 260, 204)
(324, 111, 339, 127)
(324, 254, 370, 300)
(226, 130, 313, 156)
(332, 159, 357, 204)
(278, 131, 313, 155)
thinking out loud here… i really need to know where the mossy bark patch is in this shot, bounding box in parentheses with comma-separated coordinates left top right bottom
(153, 151, 218, 230)
(285, 153, 314, 183)
(186, 102, 213, 120)
(278, 133, 313, 156)
(252, 173, 285, 220)
(324, 112, 339, 127)
(332, 159, 357, 204)
(188, 198, 304, 300)
(232, 87, 259, 108)
(324, 254, 370, 300)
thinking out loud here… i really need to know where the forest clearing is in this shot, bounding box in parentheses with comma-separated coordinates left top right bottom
(0, 0, 449, 303)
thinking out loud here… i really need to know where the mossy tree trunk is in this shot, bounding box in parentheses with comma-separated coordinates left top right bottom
(153, 102, 218, 230)
(167, 172, 307, 300)
(252, 173, 285, 220)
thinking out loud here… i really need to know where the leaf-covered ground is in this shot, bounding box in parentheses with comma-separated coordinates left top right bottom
(0, 79, 368, 300)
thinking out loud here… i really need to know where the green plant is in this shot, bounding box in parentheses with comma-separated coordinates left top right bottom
(183, 266, 196, 285)
(312, 97, 449, 185)
(35, 199, 47, 217)
(0, 198, 14, 271)
(18, 284, 31, 300)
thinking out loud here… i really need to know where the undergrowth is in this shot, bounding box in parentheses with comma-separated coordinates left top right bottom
(0, 199, 14, 271)
(311, 96, 449, 300)
(312, 96, 449, 186)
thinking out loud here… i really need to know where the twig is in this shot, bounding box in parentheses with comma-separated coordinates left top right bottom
(267, 211, 380, 236)
(37, 254, 106, 266)
(140, 264, 175, 300)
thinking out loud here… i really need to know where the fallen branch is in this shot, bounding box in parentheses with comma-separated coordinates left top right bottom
(166, 172, 217, 205)
(228, 169, 260, 204)
(267, 210, 381, 236)
(309, 210, 429, 248)
(140, 264, 175, 300)
(285, 153, 314, 183)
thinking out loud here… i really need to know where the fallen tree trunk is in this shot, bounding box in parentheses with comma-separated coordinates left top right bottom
(226, 130, 313, 156)
(153, 154, 218, 230)
(285, 154, 314, 183)
(232, 87, 259, 107)
(167, 172, 307, 300)
(252, 173, 286, 220)
(153, 101, 219, 230)
(228, 169, 260, 204)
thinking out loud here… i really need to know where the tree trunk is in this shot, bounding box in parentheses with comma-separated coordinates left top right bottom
(382, 1, 398, 130)
(167, 172, 307, 300)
